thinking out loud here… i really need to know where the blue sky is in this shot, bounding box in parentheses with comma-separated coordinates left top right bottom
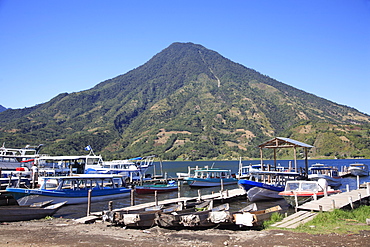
(1, 0, 369, 114)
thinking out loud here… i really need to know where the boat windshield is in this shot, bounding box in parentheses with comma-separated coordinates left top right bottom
(42, 177, 125, 190)
(285, 182, 300, 191)
(300, 183, 320, 192)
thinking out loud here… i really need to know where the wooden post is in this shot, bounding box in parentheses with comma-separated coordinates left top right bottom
(357, 176, 360, 189)
(346, 184, 350, 192)
(155, 190, 158, 206)
(332, 199, 335, 209)
(293, 146, 297, 172)
(313, 192, 317, 201)
(324, 185, 328, 197)
(130, 189, 135, 206)
(358, 192, 362, 204)
(226, 189, 229, 198)
(349, 196, 353, 209)
(87, 189, 92, 216)
(304, 148, 309, 179)
(198, 189, 201, 201)
(220, 179, 224, 192)
(294, 192, 298, 212)
(367, 182, 370, 196)
(177, 180, 181, 198)
(17, 175, 21, 188)
(319, 205, 323, 212)
(109, 201, 113, 211)
(260, 148, 263, 171)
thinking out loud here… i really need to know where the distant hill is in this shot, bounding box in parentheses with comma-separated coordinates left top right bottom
(0, 105, 6, 112)
(0, 42, 369, 160)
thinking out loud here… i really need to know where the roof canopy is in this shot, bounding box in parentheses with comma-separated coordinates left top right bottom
(258, 137, 314, 149)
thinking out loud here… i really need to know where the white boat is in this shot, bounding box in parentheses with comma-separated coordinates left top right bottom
(347, 163, 369, 177)
(85, 156, 155, 181)
(6, 174, 131, 205)
(36, 153, 104, 177)
(308, 163, 342, 188)
(279, 179, 341, 207)
(183, 167, 237, 187)
(0, 144, 43, 171)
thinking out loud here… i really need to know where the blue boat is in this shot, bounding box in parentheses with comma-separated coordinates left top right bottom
(6, 174, 131, 205)
(238, 170, 302, 202)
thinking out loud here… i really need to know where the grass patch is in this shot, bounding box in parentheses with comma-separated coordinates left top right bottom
(263, 212, 284, 228)
(268, 206, 370, 234)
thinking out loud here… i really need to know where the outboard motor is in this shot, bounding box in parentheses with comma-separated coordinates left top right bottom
(318, 178, 328, 191)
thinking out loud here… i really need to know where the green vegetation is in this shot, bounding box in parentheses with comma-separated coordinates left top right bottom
(296, 206, 370, 234)
(266, 206, 370, 234)
(0, 42, 369, 160)
(263, 212, 284, 228)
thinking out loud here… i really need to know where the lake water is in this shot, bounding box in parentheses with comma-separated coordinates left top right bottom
(54, 158, 370, 219)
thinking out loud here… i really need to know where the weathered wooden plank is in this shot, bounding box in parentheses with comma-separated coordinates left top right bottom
(74, 215, 100, 224)
(273, 212, 317, 228)
(285, 213, 317, 228)
(271, 211, 308, 227)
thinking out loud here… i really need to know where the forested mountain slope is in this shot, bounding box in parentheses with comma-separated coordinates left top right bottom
(1, 42, 369, 160)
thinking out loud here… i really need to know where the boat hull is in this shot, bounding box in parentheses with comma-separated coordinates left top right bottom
(247, 187, 283, 202)
(135, 185, 178, 194)
(348, 168, 369, 177)
(0, 201, 66, 222)
(6, 187, 131, 205)
(308, 174, 342, 188)
(185, 178, 238, 187)
(238, 179, 284, 192)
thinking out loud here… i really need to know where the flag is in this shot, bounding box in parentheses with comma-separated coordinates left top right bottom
(85, 145, 92, 151)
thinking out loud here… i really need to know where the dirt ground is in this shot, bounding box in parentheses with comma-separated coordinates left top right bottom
(0, 218, 369, 247)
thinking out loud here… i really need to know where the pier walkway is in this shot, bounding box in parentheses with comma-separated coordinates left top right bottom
(115, 188, 246, 212)
(272, 186, 370, 229)
(298, 187, 370, 212)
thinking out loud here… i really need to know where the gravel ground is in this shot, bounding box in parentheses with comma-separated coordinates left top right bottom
(0, 218, 369, 247)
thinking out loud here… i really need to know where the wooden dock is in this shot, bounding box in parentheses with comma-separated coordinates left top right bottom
(113, 188, 246, 212)
(298, 187, 370, 212)
(271, 211, 317, 228)
(273, 186, 370, 229)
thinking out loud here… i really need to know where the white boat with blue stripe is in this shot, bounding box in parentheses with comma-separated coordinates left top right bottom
(184, 167, 237, 187)
(6, 174, 131, 206)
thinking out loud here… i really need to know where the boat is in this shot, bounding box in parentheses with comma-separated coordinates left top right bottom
(105, 202, 185, 228)
(135, 180, 178, 194)
(0, 200, 67, 222)
(232, 205, 283, 227)
(347, 163, 369, 177)
(85, 155, 155, 182)
(36, 153, 105, 177)
(154, 200, 212, 228)
(278, 179, 341, 207)
(183, 167, 237, 187)
(238, 170, 302, 202)
(179, 202, 230, 228)
(308, 163, 342, 188)
(0, 143, 43, 171)
(5, 174, 131, 205)
(0, 192, 66, 222)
